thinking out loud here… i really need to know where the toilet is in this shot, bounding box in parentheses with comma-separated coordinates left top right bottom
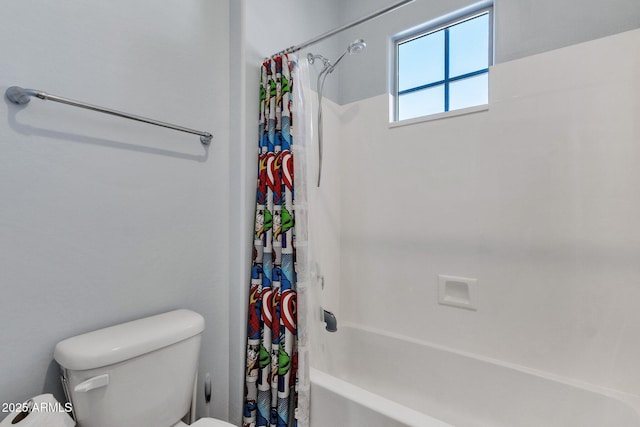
(53, 309, 235, 427)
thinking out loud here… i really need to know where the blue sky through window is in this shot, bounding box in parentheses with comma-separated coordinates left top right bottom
(449, 14, 489, 77)
(398, 31, 444, 92)
(396, 11, 491, 121)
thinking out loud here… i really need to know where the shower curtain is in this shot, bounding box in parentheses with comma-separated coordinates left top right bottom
(244, 53, 311, 427)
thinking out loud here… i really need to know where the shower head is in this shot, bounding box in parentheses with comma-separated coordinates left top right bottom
(347, 39, 367, 55)
(331, 38, 367, 70)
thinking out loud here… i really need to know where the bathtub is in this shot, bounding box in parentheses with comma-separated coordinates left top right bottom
(309, 325, 640, 427)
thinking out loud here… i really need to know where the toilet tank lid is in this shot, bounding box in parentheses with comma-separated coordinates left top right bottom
(54, 309, 205, 371)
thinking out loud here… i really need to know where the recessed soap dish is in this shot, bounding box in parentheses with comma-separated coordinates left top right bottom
(438, 275, 478, 311)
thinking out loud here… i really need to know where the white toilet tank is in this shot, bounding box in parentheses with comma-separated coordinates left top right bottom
(54, 309, 205, 427)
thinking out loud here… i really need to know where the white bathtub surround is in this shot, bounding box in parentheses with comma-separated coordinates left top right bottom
(304, 27, 640, 426)
(331, 29, 640, 397)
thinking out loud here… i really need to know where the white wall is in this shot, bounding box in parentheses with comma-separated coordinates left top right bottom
(333, 29, 640, 395)
(495, 0, 640, 62)
(228, 1, 248, 424)
(0, 0, 230, 421)
(335, 0, 640, 104)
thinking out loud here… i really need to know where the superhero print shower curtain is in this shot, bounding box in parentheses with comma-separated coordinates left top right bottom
(244, 53, 300, 427)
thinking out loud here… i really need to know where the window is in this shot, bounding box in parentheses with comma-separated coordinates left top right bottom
(394, 9, 492, 122)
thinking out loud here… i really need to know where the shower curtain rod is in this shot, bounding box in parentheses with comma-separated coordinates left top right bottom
(4, 86, 213, 145)
(274, 0, 414, 56)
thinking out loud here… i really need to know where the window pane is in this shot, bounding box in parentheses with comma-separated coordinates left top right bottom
(449, 73, 488, 111)
(398, 85, 445, 121)
(398, 30, 444, 92)
(449, 13, 489, 78)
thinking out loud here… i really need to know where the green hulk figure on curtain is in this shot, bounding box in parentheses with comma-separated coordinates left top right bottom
(244, 53, 299, 427)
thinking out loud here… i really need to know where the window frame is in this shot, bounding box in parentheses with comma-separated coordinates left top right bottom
(391, 5, 494, 123)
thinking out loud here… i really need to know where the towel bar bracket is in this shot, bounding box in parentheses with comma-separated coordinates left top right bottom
(6, 86, 35, 105)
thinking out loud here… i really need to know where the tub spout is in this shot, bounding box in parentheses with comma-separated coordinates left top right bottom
(323, 309, 337, 332)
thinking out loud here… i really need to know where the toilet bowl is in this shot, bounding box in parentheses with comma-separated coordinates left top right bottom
(54, 310, 235, 427)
